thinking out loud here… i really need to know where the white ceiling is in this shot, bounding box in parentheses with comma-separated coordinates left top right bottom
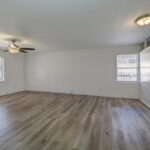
(0, 0, 150, 51)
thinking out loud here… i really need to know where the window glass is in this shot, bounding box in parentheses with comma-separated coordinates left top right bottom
(117, 54, 138, 82)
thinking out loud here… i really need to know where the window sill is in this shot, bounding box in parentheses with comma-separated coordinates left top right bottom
(116, 80, 138, 83)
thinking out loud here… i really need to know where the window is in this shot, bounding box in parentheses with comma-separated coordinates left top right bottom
(0, 57, 4, 81)
(140, 51, 150, 82)
(117, 54, 138, 82)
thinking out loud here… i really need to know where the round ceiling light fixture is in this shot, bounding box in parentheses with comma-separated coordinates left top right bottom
(135, 14, 150, 26)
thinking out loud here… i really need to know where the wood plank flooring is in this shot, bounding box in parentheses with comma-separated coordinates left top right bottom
(0, 91, 149, 150)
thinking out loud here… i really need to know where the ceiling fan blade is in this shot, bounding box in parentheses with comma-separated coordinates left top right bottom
(0, 47, 9, 50)
(0, 49, 7, 51)
(20, 50, 28, 53)
(20, 48, 35, 50)
(3, 50, 9, 52)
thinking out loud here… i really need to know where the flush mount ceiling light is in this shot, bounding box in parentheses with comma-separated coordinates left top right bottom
(135, 14, 150, 26)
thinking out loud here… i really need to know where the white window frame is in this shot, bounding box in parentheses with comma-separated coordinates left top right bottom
(116, 54, 139, 82)
(0, 56, 4, 82)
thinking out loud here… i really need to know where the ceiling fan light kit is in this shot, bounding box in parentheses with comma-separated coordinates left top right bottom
(9, 49, 20, 54)
(8, 42, 20, 54)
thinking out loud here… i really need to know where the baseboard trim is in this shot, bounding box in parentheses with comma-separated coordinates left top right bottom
(0, 90, 140, 101)
(140, 99, 150, 109)
(0, 91, 26, 97)
(25, 90, 139, 101)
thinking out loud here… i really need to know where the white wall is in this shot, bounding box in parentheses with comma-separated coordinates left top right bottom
(0, 53, 25, 96)
(26, 45, 141, 99)
(140, 47, 150, 107)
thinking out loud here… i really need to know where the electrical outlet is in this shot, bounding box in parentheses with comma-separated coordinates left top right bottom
(70, 90, 74, 94)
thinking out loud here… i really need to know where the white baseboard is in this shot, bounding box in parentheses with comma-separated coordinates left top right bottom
(140, 98, 150, 109)
(0, 90, 25, 97)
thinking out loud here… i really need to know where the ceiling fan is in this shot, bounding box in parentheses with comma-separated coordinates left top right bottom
(0, 40, 35, 54)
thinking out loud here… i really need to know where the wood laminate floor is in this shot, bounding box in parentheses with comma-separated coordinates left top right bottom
(0, 91, 149, 150)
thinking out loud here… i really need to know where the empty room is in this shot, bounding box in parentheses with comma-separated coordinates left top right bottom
(0, 0, 150, 150)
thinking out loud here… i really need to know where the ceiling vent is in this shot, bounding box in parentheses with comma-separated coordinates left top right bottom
(144, 37, 150, 49)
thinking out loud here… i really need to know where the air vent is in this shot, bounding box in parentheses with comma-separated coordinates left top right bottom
(144, 37, 150, 49)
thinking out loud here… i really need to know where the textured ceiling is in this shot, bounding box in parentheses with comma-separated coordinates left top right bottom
(0, 0, 150, 51)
